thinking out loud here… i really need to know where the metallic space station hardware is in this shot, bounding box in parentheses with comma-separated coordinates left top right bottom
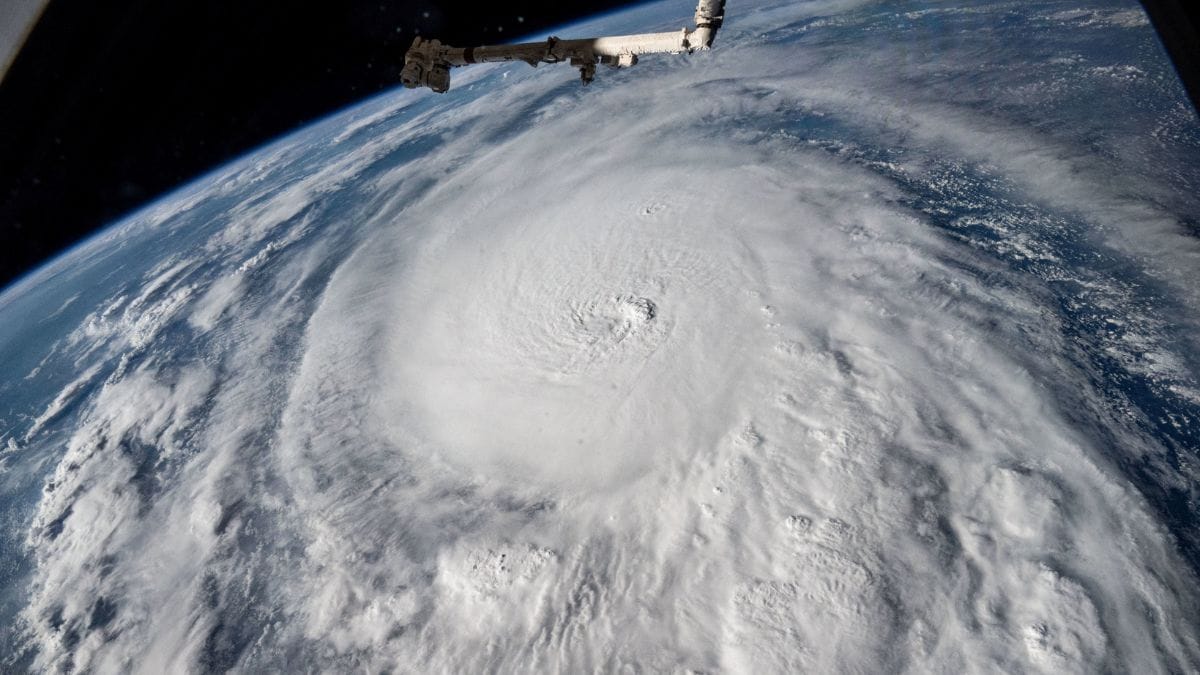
(401, 0, 726, 92)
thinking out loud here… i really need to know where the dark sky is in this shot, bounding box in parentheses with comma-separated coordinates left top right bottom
(0, 0, 637, 289)
(0, 0, 1197, 291)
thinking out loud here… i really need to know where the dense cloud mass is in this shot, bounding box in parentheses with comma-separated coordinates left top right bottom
(1, 0, 1199, 671)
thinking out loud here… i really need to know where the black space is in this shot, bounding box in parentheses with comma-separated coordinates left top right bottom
(0, 0, 636, 289)
(1, 0, 1198, 291)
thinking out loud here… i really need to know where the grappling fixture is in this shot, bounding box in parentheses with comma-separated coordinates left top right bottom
(401, 0, 726, 93)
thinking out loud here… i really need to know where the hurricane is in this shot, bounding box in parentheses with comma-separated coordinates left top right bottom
(1, 0, 1198, 671)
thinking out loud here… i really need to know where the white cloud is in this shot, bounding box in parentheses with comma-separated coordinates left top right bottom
(9, 0, 1200, 671)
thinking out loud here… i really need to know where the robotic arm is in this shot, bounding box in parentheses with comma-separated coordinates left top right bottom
(401, 0, 726, 93)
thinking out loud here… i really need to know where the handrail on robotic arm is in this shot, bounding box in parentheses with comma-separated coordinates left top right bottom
(400, 0, 726, 93)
